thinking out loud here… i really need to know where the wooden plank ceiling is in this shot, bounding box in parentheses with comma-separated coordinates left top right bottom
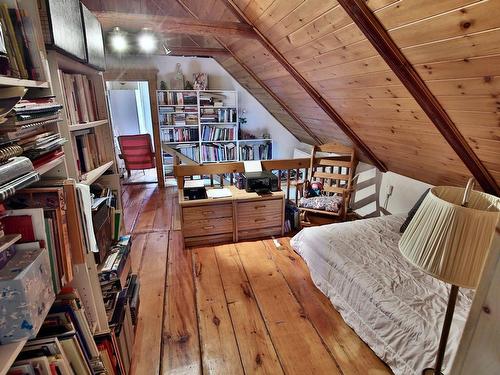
(84, 0, 500, 191)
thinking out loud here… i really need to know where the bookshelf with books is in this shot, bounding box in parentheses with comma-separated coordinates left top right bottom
(156, 89, 239, 172)
(0, 4, 129, 374)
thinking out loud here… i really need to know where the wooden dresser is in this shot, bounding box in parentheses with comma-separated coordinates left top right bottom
(179, 185, 285, 246)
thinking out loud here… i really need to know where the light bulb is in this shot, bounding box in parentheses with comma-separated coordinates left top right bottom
(110, 28, 128, 53)
(137, 31, 157, 53)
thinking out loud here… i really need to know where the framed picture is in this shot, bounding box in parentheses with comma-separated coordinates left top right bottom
(81, 3, 105, 70)
(193, 73, 208, 90)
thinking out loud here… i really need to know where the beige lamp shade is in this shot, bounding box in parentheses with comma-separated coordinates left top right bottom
(399, 186, 499, 289)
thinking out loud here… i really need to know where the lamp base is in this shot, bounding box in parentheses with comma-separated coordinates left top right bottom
(423, 368, 444, 375)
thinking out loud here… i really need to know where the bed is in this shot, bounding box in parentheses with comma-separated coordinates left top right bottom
(290, 215, 473, 375)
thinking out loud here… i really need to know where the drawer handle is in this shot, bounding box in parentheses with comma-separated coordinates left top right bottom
(255, 205, 267, 209)
(254, 218, 266, 223)
(203, 225, 215, 230)
(202, 210, 215, 215)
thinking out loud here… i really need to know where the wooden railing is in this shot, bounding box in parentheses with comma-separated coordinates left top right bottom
(174, 158, 311, 203)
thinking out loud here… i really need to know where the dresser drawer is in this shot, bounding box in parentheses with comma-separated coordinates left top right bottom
(183, 203, 232, 221)
(237, 199, 282, 216)
(237, 199, 282, 231)
(183, 217, 233, 237)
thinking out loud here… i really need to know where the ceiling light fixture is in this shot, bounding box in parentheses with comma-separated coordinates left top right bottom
(163, 44, 172, 55)
(109, 27, 128, 53)
(137, 28, 158, 53)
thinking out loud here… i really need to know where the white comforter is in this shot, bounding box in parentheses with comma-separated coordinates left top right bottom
(290, 215, 473, 375)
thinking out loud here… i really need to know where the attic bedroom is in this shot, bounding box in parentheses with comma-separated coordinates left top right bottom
(0, 1, 498, 375)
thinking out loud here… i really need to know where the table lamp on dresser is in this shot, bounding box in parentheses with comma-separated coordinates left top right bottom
(398, 178, 499, 375)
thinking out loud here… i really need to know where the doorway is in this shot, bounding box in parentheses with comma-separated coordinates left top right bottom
(106, 80, 157, 184)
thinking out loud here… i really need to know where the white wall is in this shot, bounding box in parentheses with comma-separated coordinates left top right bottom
(105, 55, 300, 159)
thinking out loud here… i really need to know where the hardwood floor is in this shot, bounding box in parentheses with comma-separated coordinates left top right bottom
(122, 184, 392, 375)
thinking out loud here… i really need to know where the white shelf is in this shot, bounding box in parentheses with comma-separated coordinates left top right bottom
(69, 119, 108, 132)
(163, 141, 199, 145)
(79, 161, 114, 185)
(239, 138, 272, 142)
(160, 125, 198, 128)
(158, 104, 197, 107)
(0, 76, 49, 88)
(200, 106, 236, 109)
(201, 140, 236, 143)
(202, 159, 237, 163)
(0, 340, 27, 375)
(35, 155, 65, 175)
(200, 122, 237, 125)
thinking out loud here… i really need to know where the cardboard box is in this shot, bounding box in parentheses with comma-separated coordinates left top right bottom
(0, 248, 55, 344)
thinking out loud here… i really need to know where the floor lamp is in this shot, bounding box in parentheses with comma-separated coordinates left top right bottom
(398, 179, 499, 375)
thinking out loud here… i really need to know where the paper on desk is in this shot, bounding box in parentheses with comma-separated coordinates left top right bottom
(244, 160, 262, 172)
(207, 188, 232, 198)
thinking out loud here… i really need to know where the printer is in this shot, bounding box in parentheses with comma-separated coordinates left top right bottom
(241, 171, 279, 194)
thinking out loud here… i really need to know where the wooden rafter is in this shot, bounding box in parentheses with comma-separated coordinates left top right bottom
(174, 1, 321, 144)
(166, 47, 229, 57)
(337, 0, 499, 195)
(95, 11, 256, 39)
(219, 0, 387, 172)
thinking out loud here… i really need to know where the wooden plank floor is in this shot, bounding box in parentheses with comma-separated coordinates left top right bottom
(123, 184, 393, 375)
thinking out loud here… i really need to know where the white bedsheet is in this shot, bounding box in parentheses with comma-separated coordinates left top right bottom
(290, 215, 473, 375)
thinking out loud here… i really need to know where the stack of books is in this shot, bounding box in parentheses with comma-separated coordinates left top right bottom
(0, 2, 39, 80)
(202, 142, 236, 162)
(200, 108, 217, 123)
(73, 129, 105, 174)
(199, 92, 226, 107)
(60, 73, 99, 125)
(161, 127, 199, 143)
(202, 126, 235, 141)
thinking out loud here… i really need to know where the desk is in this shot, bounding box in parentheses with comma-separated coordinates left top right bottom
(179, 185, 285, 246)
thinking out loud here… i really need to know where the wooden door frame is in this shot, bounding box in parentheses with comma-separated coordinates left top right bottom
(103, 68, 165, 187)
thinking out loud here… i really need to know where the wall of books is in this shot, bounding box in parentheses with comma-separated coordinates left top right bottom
(0, 2, 130, 375)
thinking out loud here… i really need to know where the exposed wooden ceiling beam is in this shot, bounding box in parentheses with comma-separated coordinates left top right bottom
(166, 47, 229, 57)
(95, 11, 256, 39)
(337, 0, 499, 195)
(219, 0, 387, 172)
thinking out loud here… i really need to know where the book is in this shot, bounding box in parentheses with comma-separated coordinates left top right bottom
(1, 214, 34, 242)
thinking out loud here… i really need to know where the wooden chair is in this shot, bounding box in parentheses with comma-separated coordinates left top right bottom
(298, 143, 357, 225)
(118, 134, 156, 178)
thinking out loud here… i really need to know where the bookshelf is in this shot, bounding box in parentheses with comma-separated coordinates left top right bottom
(157, 89, 239, 174)
(238, 138, 273, 161)
(0, 3, 129, 374)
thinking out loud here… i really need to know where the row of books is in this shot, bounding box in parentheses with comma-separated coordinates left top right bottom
(166, 144, 200, 163)
(202, 143, 237, 162)
(160, 112, 198, 126)
(0, 2, 39, 80)
(7, 289, 109, 375)
(239, 142, 272, 161)
(61, 73, 99, 125)
(200, 108, 236, 123)
(73, 129, 105, 174)
(160, 127, 199, 143)
(202, 126, 235, 141)
(158, 91, 197, 105)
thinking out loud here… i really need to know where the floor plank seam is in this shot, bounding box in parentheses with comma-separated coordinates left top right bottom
(190, 247, 205, 375)
(212, 245, 248, 375)
(262, 240, 346, 375)
(158, 231, 171, 375)
(233, 242, 289, 374)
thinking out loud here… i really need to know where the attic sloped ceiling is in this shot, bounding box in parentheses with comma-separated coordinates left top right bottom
(87, 0, 500, 192)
